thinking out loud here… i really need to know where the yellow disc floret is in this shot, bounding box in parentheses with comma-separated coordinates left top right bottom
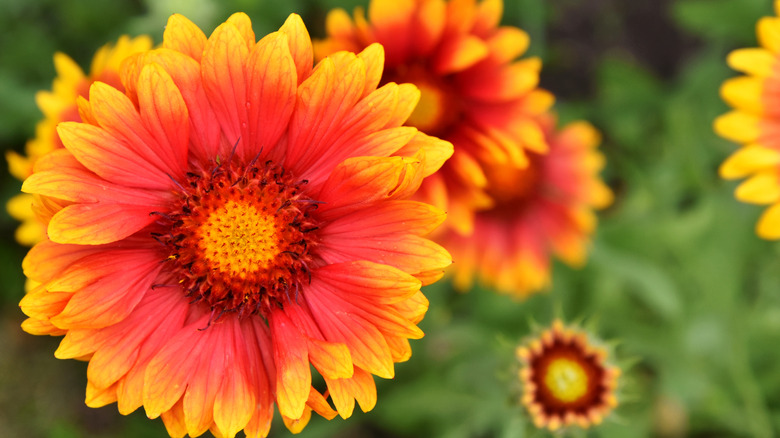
(407, 83, 447, 132)
(544, 357, 588, 403)
(198, 200, 281, 276)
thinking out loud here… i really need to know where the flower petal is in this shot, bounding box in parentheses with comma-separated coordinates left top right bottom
(48, 203, 157, 245)
(368, 0, 415, 66)
(279, 14, 313, 84)
(325, 200, 446, 238)
(269, 309, 311, 420)
(244, 32, 297, 160)
(317, 155, 425, 218)
(202, 21, 250, 153)
(49, 248, 162, 329)
(163, 14, 208, 61)
(325, 367, 377, 419)
(434, 35, 489, 74)
(137, 63, 190, 173)
(89, 81, 184, 180)
(304, 281, 395, 378)
(123, 49, 221, 162)
(22, 149, 168, 207)
(314, 261, 422, 305)
(286, 55, 367, 176)
(212, 321, 256, 438)
(57, 122, 173, 190)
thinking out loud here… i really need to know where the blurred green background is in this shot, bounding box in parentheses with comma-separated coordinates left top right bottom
(0, 0, 777, 437)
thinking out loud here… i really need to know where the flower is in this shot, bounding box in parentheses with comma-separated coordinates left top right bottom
(516, 320, 620, 431)
(315, 0, 554, 235)
(20, 13, 452, 438)
(7, 35, 153, 246)
(438, 115, 612, 296)
(715, 0, 780, 239)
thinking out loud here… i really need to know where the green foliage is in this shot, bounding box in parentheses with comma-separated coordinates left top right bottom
(673, 0, 770, 43)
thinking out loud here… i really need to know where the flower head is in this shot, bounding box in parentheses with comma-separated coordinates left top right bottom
(439, 115, 612, 296)
(20, 13, 452, 438)
(715, 0, 780, 239)
(315, 0, 554, 235)
(7, 35, 153, 246)
(516, 320, 620, 431)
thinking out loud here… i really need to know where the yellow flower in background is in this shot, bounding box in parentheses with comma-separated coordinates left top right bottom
(315, 0, 554, 236)
(6, 35, 153, 246)
(20, 12, 452, 438)
(439, 115, 612, 296)
(516, 320, 620, 431)
(715, 0, 780, 239)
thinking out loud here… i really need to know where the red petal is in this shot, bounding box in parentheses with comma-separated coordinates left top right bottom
(212, 321, 256, 438)
(239, 318, 275, 438)
(89, 81, 184, 179)
(317, 155, 425, 218)
(201, 21, 250, 154)
(22, 149, 168, 206)
(49, 248, 162, 329)
(434, 35, 489, 74)
(313, 261, 421, 305)
(279, 14, 313, 84)
(285, 56, 366, 177)
(22, 238, 103, 283)
(226, 12, 256, 48)
(57, 122, 173, 190)
(47, 203, 158, 245)
(163, 14, 207, 61)
(307, 337, 353, 380)
(325, 367, 377, 418)
(369, 0, 415, 67)
(137, 63, 189, 173)
(311, 266, 424, 339)
(244, 32, 296, 160)
(324, 200, 445, 238)
(123, 49, 221, 162)
(304, 282, 395, 378)
(269, 309, 311, 419)
(320, 232, 451, 278)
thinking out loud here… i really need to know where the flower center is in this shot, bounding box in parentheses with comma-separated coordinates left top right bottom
(157, 159, 321, 320)
(543, 357, 589, 403)
(384, 64, 461, 137)
(197, 200, 280, 275)
(484, 159, 540, 205)
(406, 82, 447, 133)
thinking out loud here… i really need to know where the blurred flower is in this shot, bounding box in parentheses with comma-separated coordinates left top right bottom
(19, 12, 452, 438)
(315, 0, 554, 235)
(653, 395, 689, 438)
(715, 0, 780, 239)
(439, 116, 612, 296)
(516, 320, 620, 431)
(6, 35, 153, 246)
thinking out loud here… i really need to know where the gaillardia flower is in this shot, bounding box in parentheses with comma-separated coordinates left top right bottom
(715, 0, 780, 239)
(20, 13, 452, 438)
(516, 320, 619, 431)
(7, 35, 153, 246)
(439, 116, 612, 296)
(315, 0, 554, 235)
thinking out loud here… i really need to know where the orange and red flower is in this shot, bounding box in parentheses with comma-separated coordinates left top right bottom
(20, 13, 452, 437)
(439, 115, 612, 296)
(715, 0, 780, 239)
(516, 320, 620, 431)
(315, 0, 554, 235)
(7, 35, 153, 246)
